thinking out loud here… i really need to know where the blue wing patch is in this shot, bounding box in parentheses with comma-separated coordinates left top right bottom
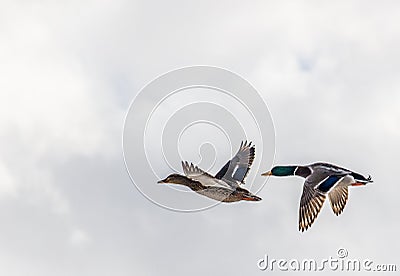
(318, 175, 341, 193)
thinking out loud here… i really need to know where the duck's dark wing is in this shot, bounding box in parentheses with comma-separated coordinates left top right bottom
(328, 186, 349, 216)
(181, 161, 231, 189)
(214, 141, 255, 187)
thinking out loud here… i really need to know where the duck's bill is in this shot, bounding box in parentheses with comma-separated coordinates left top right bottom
(261, 171, 272, 176)
(157, 179, 165, 184)
(243, 194, 262, 201)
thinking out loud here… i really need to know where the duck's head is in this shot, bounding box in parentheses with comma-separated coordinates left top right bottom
(261, 165, 298, 177)
(262, 165, 312, 178)
(157, 174, 190, 185)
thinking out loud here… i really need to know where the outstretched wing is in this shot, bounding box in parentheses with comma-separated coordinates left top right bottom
(299, 182, 326, 232)
(328, 186, 349, 216)
(298, 165, 350, 231)
(181, 161, 231, 189)
(215, 141, 255, 187)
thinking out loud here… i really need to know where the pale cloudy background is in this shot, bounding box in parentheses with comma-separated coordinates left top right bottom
(1, 1, 399, 275)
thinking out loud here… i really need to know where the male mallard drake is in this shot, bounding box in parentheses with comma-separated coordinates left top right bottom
(158, 141, 261, 203)
(262, 162, 372, 231)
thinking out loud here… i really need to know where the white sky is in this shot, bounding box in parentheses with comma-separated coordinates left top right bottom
(0, 1, 399, 275)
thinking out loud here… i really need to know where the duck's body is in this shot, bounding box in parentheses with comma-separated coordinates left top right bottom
(198, 186, 259, 203)
(158, 141, 261, 203)
(262, 162, 372, 231)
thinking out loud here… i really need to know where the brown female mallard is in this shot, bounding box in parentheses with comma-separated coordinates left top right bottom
(158, 141, 261, 203)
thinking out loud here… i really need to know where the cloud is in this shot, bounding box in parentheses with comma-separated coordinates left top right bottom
(0, 1, 399, 275)
(0, 162, 17, 198)
(69, 228, 91, 246)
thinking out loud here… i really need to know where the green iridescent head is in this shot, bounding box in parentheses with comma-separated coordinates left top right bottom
(262, 166, 297, 176)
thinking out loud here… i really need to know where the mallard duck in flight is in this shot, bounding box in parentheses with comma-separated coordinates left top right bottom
(262, 162, 372, 231)
(158, 141, 261, 202)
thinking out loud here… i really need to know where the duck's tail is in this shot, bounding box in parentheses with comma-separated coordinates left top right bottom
(351, 174, 373, 186)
